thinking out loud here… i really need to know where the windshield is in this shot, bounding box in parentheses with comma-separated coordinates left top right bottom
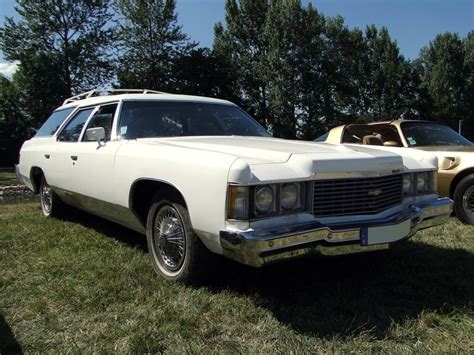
(401, 122, 473, 147)
(118, 101, 271, 139)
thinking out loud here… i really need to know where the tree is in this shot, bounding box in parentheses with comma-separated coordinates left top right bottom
(462, 31, 474, 139)
(213, 0, 271, 127)
(115, 0, 194, 91)
(0, 0, 115, 97)
(358, 25, 415, 120)
(418, 32, 466, 126)
(264, 0, 305, 138)
(172, 48, 240, 100)
(0, 75, 29, 166)
(14, 54, 69, 129)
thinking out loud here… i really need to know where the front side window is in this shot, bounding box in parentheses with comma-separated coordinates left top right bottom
(35, 107, 76, 137)
(82, 104, 117, 141)
(57, 108, 94, 142)
(401, 122, 473, 147)
(118, 101, 270, 139)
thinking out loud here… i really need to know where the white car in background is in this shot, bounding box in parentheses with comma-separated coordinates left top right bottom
(16, 89, 452, 283)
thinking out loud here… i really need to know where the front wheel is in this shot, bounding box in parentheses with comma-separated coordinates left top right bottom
(39, 177, 64, 217)
(453, 174, 474, 225)
(146, 199, 210, 283)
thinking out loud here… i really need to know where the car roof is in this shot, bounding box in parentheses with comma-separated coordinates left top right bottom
(58, 93, 236, 110)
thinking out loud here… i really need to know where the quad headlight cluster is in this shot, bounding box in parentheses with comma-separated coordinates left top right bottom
(403, 171, 437, 195)
(227, 182, 306, 220)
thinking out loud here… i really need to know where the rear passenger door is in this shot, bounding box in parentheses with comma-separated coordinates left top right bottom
(69, 103, 124, 210)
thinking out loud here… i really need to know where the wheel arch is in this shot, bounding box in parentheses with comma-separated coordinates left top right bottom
(30, 166, 45, 194)
(129, 178, 189, 227)
(449, 168, 474, 198)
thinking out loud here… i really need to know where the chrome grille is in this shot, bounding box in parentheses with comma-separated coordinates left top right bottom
(313, 174, 403, 217)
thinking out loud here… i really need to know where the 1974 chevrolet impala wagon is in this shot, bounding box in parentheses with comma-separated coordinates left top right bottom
(16, 89, 453, 283)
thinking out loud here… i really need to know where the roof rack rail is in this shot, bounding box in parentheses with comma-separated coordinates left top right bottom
(63, 88, 166, 105)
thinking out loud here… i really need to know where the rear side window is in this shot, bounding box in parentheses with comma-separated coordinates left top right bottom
(58, 108, 94, 142)
(35, 107, 76, 137)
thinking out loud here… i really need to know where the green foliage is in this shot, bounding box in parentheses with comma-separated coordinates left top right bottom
(0, 74, 28, 165)
(0, 0, 115, 95)
(213, 0, 271, 127)
(171, 48, 240, 100)
(115, 0, 194, 91)
(419, 33, 466, 122)
(214, 0, 424, 139)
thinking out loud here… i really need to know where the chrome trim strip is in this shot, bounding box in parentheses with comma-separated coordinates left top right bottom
(53, 186, 146, 234)
(219, 198, 453, 267)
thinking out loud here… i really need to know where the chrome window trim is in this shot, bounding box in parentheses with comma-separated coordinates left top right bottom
(80, 101, 120, 143)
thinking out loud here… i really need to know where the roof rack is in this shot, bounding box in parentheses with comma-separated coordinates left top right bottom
(63, 88, 166, 105)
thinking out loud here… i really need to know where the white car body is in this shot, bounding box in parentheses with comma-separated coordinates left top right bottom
(16, 91, 452, 271)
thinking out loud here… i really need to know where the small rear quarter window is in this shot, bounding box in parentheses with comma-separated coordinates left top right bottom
(35, 107, 76, 137)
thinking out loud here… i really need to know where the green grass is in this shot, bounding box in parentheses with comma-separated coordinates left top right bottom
(1, 202, 473, 353)
(0, 172, 18, 187)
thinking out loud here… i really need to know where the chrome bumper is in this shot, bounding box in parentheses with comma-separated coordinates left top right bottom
(219, 198, 453, 267)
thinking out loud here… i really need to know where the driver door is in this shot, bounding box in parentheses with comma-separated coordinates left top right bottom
(69, 103, 124, 214)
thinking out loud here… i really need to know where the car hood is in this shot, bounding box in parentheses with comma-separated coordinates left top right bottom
(138, 136, 399, 164)
(137, 136, 411, 183)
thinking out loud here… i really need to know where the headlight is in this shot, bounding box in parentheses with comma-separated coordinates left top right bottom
(417, 172, 427, 193)
(281, 183, 301, 210)
(227, 186, 248, 220)
(403, 174, 413, 194)
(403, 171, 436, 196)
(255, 185, 275, 213)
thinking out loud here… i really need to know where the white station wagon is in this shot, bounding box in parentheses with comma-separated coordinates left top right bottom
(16, 89, 453, 283)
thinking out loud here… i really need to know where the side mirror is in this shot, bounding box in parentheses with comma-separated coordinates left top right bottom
(86, 127, 106, 146)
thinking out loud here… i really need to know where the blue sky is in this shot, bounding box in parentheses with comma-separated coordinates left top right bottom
(0, 0, 473, 75)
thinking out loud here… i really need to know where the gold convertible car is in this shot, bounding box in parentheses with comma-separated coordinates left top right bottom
(319, 120, 474, 224)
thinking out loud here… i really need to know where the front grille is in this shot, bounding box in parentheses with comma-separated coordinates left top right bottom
(313, 174, 403, 217)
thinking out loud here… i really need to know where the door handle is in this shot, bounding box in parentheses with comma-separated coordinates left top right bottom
(70, 155, 78, 161)
(44, 154, 50, 159)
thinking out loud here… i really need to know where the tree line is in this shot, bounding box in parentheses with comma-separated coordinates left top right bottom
(0, 0, 472, 166)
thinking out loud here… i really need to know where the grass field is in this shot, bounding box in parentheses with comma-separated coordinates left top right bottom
(0, 172, 18, 187)
(0, 202, 473, 353)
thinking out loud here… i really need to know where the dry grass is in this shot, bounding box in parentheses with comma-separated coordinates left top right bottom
(0, 201, 473, 353)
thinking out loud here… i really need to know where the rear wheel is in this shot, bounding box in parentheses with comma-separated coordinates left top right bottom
(39, 177, 64, 217)
(146, 198, 210, 283)
(453, 174, 474, 224)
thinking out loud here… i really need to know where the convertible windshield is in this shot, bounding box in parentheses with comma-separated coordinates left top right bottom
(118, 101, 271, 139)
(401, 122, 473, 147)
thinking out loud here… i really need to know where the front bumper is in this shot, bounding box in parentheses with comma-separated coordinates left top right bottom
(219, 198, 453, 267)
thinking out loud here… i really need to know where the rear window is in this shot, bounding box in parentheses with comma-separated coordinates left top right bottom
(35, 107, 76, 137)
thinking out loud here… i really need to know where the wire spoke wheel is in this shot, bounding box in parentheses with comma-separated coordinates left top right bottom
(40, 180, 53, 215)
(462, 186, 474, 219)
(153, 206, 186, 272)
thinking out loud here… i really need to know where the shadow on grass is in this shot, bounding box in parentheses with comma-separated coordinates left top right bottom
(0, 313, 23, 354)
(61, 207, 148, 252)
(61, 209, 474, 340)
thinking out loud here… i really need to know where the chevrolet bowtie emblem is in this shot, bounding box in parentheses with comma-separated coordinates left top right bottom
(368, 189, 383, 197)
